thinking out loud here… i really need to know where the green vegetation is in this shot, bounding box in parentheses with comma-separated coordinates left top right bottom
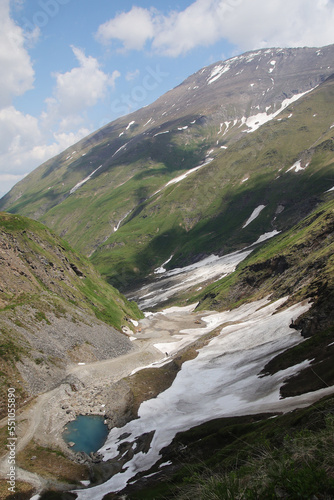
(123, 395, 334, 500)
(1, 69, 334, 292)
(0, 211, 142, 329)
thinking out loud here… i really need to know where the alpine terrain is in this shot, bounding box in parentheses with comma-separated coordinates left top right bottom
(0, 44, 334, 499)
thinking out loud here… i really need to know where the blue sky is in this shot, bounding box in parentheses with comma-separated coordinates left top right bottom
(1, 0, 334, 197)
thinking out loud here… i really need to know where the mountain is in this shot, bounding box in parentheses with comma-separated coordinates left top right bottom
(1, 44, 334, 292)
(1, 44, 334, 499)
(0, 212, 142, 415)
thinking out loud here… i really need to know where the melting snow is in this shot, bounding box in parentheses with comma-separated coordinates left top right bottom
(286, 160, 309, 173)
(70, 165, 103, 194)
(154, 131, 170, 137)
(154, 255, 174, 274)
(244, 88, 315, 133)
(208, 63, 231, 84)
(74, 297, 314, 500)
(253, 230, 280, 244)
(242, 205, 266, 228)
(130, 248, 253, 310)
(112, 142, 128, 158)
(114, 211, 132, 232)
(126, 121, 135, 130)
(269, 60, 276, 73)
(163, 157, 214, 189)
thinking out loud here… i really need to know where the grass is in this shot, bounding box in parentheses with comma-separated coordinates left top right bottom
(123, 395, 334, 500)
(2, 73, 334, 293)
(16, 441, 90, 485)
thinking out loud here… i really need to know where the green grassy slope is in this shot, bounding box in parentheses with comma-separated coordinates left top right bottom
(91, 75, 334, 289)
(0, 212, 142, 414)
(0, 212, 141, 327)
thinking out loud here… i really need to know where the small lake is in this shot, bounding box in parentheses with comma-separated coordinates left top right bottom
(63, 415, 109, 454)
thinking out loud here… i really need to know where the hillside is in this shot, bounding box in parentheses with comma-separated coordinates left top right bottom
(1, 45, 334, 291)
(0, 212, 142, 415)
(0, 44, 333, 499)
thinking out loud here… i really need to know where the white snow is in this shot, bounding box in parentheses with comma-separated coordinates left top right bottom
(114, 210, 132, 232)
(126, 121, 135, 130)
(286, 160, 309, 173)
(253, 230, 280, 244)
(74, 297, 316, 500)
(112, 142, 128, 158)
(154, 131, 169, 137)
(207, 63, 231, 84)
(244, 89, 315, 134)
(144, 118, 152, 127)
(178, 126, 188, 130)
(242, 177, 249, 183)
(162, 157, 214, 189)
(130, 319, 139, 327)
(131, 248, 253, 310)
(70, 165, 103, 194)
(269, 60, 276, 73)
(326, 186, 334, 192)
(242, 205, 266, 228)
(154, 255, 174, 274)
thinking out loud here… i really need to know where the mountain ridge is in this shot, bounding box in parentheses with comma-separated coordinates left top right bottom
(1, 44, 334, 292)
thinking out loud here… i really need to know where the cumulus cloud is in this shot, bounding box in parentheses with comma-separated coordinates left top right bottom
(96, 6, 155, 50)
(0, 0, 35, 107)
(49, 46, 120, 117)
(0, 105, 90, 175)
(96, 0, 334, 57)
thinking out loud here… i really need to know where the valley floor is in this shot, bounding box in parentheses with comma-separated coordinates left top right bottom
(0, 305, 212, 495)
(1, 296, 334, 499)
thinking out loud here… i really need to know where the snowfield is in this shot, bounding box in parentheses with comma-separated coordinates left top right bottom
(74, 296, 326, 500)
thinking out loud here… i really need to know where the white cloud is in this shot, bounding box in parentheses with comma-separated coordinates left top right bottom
(96, 0, 334, 57)
(96, 6, 155, 50)
(50, 46, 120, 117)
(0, 0, 35, 107)
(0, 105, 90, 178)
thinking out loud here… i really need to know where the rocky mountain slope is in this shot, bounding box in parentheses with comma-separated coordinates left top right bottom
(0, 212, 142, 415)
(1, 44, 334, 291)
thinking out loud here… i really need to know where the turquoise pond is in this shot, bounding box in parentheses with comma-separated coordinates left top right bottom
(62, 415, 109, 454)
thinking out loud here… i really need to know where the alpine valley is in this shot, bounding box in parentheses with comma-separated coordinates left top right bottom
(1, 44, 334, 500)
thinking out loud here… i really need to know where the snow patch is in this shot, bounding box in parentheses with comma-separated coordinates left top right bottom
(286, 160, 309, 173)
(244, 89, 315, 134)
(74, 298, 313, 500)
(154, 255, 174, 274)
(126, 121, 135, 130)
(112, 142, 128, 158)
(208, 63, 230, 84)
(253, 230, 280, 244)
(154, 131, 169, 137)
(114, 210, 132, 232)
(70, 165, 103, 194)
(242, 205, 266, 228)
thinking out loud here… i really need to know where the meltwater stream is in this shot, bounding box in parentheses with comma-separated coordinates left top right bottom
(74, 297, 313, 500)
